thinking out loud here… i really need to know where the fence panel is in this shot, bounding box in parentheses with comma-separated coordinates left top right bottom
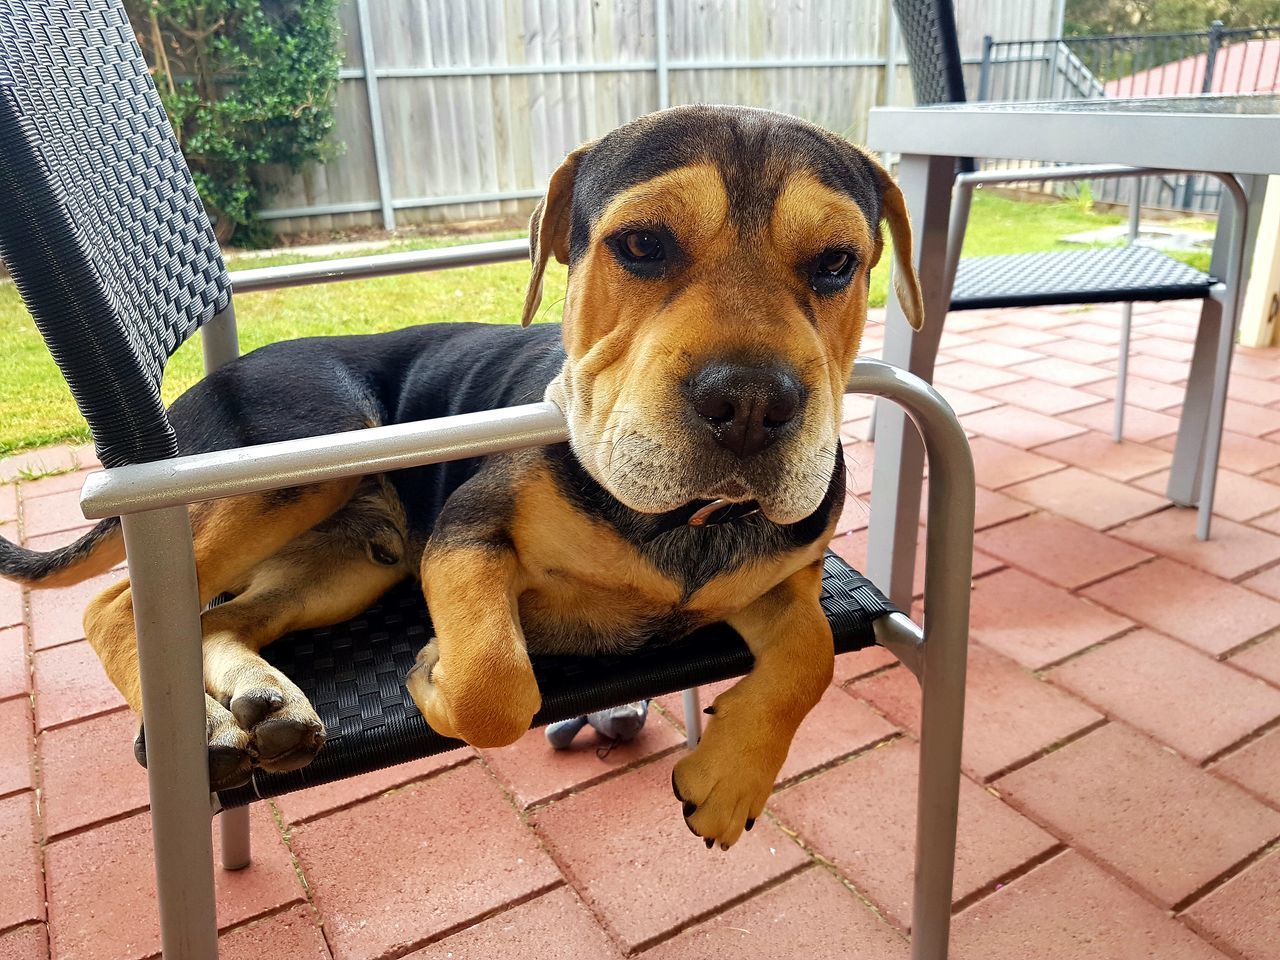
(257, 0, 1053, 235)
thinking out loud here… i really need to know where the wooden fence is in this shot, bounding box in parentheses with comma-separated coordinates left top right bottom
(260, 0, 1059, 235)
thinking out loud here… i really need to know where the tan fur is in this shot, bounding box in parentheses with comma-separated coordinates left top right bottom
(673, 559, 835, 849)
(409, 545, 540, 748)
(84, 479, 360, 715)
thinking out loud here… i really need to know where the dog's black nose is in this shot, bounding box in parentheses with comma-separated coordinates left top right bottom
(686, 361, 803, 458)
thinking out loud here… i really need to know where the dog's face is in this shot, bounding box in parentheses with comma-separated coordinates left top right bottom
(524, 106, 923, 524)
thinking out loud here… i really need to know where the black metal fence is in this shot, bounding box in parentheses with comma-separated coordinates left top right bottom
(974, 21, 1280, 214)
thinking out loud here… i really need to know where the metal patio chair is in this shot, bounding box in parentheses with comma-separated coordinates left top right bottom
(0, 3, 973, 959)
(890, 0, 1251, 538)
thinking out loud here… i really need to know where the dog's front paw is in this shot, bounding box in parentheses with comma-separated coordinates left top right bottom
(405, 639, 462, 740)
(134, 693, 264, 792)
(405, 638, 539, 748)
(671, 731, 782, 850)
(200, 658, 325, 780)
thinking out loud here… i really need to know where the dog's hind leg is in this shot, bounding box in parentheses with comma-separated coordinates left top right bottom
(197, 524, 408, 783)
(84, 478, 363, 789)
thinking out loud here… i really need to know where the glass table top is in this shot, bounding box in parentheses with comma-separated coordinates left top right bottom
(908, 93, 1280, 116)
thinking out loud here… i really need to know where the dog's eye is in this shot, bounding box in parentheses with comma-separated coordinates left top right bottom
(619, 230, 664, 263)
(809, 248, 857, 295)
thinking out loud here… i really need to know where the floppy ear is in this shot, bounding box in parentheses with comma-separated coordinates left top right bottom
(521, 141, 595, 327)
(871, 163, 926, 332)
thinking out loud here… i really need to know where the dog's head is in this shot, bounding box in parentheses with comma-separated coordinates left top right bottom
(525, 105, 923, 525)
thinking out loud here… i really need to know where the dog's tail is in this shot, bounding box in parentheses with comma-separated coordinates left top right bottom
(0, 517, 124, 587)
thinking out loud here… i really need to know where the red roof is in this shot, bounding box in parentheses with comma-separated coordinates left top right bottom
(1103, 37, 1280, 96)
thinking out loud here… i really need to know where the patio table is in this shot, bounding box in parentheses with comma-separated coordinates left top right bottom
(864, 93, 1280, 607)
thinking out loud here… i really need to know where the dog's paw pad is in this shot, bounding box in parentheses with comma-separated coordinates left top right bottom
(254, 714, 326, 772)
(230, 688, 285, 729)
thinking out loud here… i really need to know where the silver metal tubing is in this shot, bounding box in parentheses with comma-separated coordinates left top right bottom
(1114, 188, 1143, 442)
(219, 805, 252, 871)
(201, 302, 240, 376)
(1116, 304, 1133, 441)
(81, 402, 568, 519)
(954, 163, 1167, 187)
(848, 359, 975, 960)
(681, 688, 701, 748)
(230, 239, 529, 293)
(1192, 173, 1253, 540)
(873, 612, 925, 680)
(121, 507, 219, 960)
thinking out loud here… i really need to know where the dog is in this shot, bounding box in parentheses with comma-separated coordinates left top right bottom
(0, 105, 922, 850)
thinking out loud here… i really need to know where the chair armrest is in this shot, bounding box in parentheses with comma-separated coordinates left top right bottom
(230, 238, 530, 293)
(80, 401, 567, 518)
(955, 163, 1170, 189)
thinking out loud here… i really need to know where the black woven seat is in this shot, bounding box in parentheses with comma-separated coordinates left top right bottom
(951, 245, 1218, 311)
(216, 551, 896, 807)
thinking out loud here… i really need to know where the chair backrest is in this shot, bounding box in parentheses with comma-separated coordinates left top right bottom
(0, 0, 231, 467)
(891, 0, 969, 106)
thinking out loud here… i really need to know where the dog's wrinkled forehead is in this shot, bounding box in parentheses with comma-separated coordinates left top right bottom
(567, 105, 883, 262)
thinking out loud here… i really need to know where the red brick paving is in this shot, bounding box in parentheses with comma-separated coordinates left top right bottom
(969, 567, 1132, 669)
(1112, 508, 1280, 580)
(1001, 466, 1166, 530)
(961, 405, 1087, 447)
(952, 851, 1231, 960)
(1083, 558, 1280, 657)
(1049, 630, 1280, 763)
(966, 436, 1064, 489)
(0, 925, 46, 960)
(0, 793, 43, 931)
(1181, 850, 1280, 960)
(407, 888, 624, 960)
(31, 640, 125, 730)
(974, 512, 1151, 589)
(291, 764, 559, 960)
(641, 866, 908, 960)
(855, 646, 1102, 782)
(3, 302, 1279, 957)
(28, 570, 120, 651)
(997, 723, 1280, 908)
(44, 806, 303, 960)
(36, 707, 148, 837)
(1212, 728, 1280, 807)
(274, 747, 473, 824)
(481, 718, 684, 810)
(218, 906, 331, 960)
(0, 698, 34, 798)
(770, 737, 1058, 930)
(1231, 635, 1280, 686)
(532, 757, 807, 953)
(0, 627, 28, 702)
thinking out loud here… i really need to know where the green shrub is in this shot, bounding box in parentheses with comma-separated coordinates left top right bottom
(126, 0, 343, 245)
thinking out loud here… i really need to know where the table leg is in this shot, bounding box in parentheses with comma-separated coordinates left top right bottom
(1168, 174, 1266, 532)
(866, 153, 956, 609)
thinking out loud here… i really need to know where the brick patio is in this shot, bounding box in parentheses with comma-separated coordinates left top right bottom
(1, 299, 1278, 959)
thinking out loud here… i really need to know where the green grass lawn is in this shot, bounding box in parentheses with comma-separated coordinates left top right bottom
(0, 192, 1213, 456)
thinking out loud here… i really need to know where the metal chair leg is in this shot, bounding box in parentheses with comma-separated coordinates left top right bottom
(681, 688, 702, 747)
(220, 805, 252, 871)
(1114, 301, 1133, 442)
(121, 507, 219, 960)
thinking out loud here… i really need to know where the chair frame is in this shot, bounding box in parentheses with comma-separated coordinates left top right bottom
(73, 242, 975, 960)
(944, 162, 1248, 449)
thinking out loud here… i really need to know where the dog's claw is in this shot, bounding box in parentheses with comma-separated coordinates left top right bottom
(705, 837, 714, 849)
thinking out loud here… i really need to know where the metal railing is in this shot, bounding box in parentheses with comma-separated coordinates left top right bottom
(975, 21, 1280, 214)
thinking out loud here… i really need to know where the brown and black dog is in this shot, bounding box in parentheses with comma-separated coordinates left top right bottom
(0, 105, 922, 850)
